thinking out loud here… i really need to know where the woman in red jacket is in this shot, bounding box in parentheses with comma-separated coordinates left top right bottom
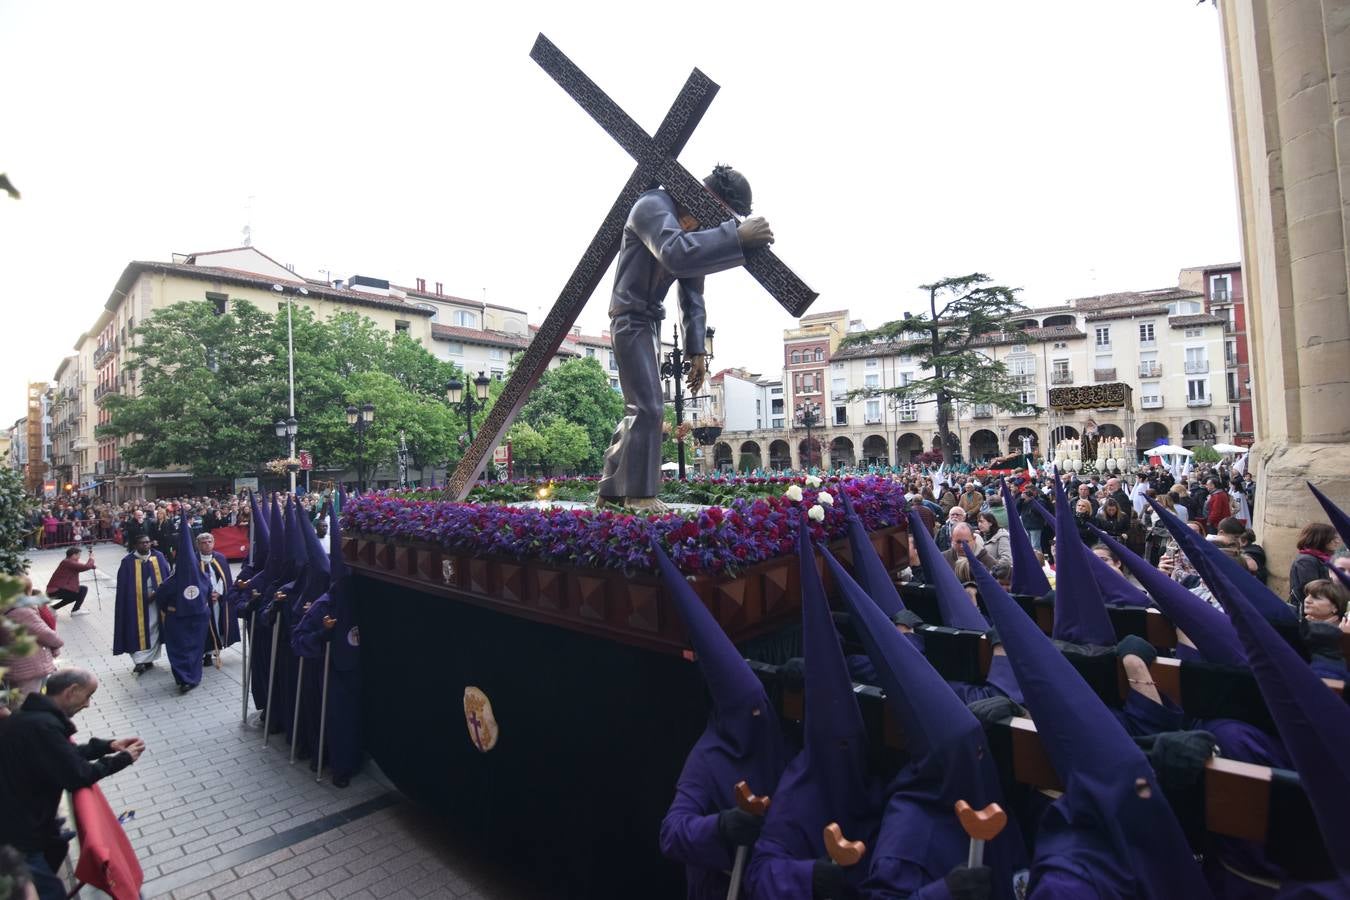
(46, 546, 96, 616)
(1204, 477, 1231, 534)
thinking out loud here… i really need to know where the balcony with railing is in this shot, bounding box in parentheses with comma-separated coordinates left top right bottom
(1187, 395, 1212, 407)
(972, 404, 993, 418)
(1050, 371, 1073, 385)
(899, 410, 918, 422)
(93, 384, 119, 405)
(1010, 406, 1036, 417)
(1184, 360, 1210, 374)
(1141, 395, 1164, 409)
(1225, 353, 1239, 368)
(1222, 319, 1235, 333)
(1011, 374, 1036, 387)
(1212, 289, 1231, 302)
(1093, 368, 1116, 382)
(92, 337, 120, 367)
(1139, 362, 1162, 378)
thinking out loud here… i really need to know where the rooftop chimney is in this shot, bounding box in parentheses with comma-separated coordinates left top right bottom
(416, 278, 426, 292)
(435, 282, 443, 296)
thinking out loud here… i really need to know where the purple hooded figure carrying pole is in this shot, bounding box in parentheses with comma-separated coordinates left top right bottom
(963, 545, 1215, 899)
(745, 509, 883, 900)
(652, 539, 788, 900)
(821, 546, 1027, 899)
(153, 509, 214, 694)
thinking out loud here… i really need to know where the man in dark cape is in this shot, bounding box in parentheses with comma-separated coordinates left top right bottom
(964, 547, 1214, 898)
(746, 513, 883, 899)
(1174, 513, 1350, 896)
(1043, 477, 1180, 737)
(822, 547, 1026, 899)
(267, 497, 309, 743)
(904, 508, 1024, 705)
(243, 496, 290, 720)
(292, 494, 362, 786)
(111, 533, 170, 675)
(227, 491, 269, 656)
(1031, 495, 1149, 608)
(652, 539, 789, 899)
(153, 510, 214, 693)
(596, 165, 773, 511)
(999, 479, 1051, 598)
(286, 505, 330, 762)
(195, 530, 237, 666)
(1107, 522, 1298, 896)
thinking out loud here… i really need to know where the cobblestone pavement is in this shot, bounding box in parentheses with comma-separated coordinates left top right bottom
(24, 546, 547, 900)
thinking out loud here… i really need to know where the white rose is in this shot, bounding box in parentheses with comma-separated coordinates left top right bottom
(807, 504, 826, 522)
(817, 491, 834, 506)
(804, 475, 822, 488)
(785, 485, 804, 502)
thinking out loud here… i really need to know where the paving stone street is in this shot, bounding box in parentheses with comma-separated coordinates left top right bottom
(24, 546, 548, 900)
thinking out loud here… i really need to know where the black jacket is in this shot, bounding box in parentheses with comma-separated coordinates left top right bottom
(1288, 552, 1330, 608)
(0, 693, 132, 851)
(123, 518, 152, 550)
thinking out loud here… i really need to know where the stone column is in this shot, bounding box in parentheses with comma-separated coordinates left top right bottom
(1219, 0, 1350, 594)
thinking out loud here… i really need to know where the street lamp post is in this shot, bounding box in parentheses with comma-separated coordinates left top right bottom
(796, 400, 822, 471)
(345, 403, 376, 493)
(659, 325, 715, 481)
(397, 429, 410, 489)
(446, 371, 492, 473)
(274, 416, 298, 493)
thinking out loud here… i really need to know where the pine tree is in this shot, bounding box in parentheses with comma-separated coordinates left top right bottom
(840, 274, 1034, 464)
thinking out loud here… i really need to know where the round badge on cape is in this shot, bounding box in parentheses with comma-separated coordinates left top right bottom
(183, 585, 200, 600)
(463, 686, 499, 753)
(346, 626, 360, 647)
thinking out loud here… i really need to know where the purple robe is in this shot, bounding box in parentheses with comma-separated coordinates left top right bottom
(111, 550, 169, 655)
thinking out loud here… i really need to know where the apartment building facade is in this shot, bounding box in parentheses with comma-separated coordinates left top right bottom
(706, 288, 1229, 472)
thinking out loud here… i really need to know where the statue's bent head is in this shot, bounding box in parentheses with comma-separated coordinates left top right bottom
(704, 164, 753, 216)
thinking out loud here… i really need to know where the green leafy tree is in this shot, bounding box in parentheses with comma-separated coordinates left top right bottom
(505, 421, 548, 476)
(340, 371, 459, 484)
(840, 273, 1032, 464)
(0, 467, 34, 575)
(100, 300, 277, 476)
(1192, 444, 1221, 464)
(101, 298, 464, 483)
(538, 417, 592, 473)
(520, 358, 624, 473)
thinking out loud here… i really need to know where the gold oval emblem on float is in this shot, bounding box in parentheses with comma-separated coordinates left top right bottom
(463, 686, 499, 753)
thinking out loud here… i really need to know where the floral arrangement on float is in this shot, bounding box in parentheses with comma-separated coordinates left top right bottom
(341, 474, 909, 577)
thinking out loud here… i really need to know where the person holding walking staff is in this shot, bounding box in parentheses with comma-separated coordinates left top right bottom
(230, 491, 270, 723)
(293, 493, 362, 787)
(46, 546, 96, 616)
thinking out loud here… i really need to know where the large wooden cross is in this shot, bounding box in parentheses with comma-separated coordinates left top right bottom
(446, 34, 818, 499)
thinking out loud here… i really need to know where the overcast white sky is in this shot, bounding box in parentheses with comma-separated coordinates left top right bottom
(0, 1, 1241, 425)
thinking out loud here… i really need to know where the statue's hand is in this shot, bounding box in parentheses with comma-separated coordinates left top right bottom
(736, 216, 774, 250)
(686, 355, 707, 395)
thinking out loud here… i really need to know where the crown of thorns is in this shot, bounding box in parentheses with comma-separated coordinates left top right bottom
(704, 164, 752, 216)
